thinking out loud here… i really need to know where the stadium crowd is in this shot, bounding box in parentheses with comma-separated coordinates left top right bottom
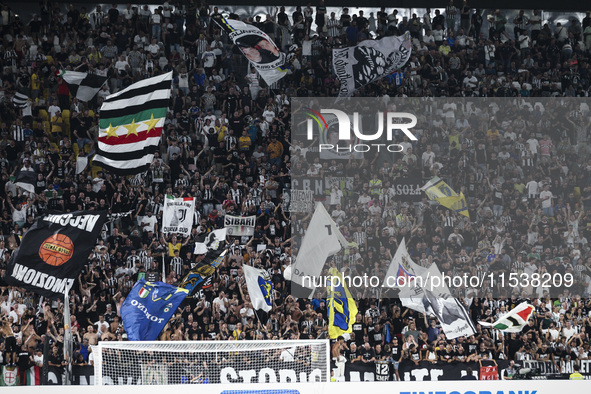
(0, 0, 590, 383)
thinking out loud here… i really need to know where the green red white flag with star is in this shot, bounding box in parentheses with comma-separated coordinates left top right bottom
(93, 72, 172, 175)
(479, 302, 535, 332)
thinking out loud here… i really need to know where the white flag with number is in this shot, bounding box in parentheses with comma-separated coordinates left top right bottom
(292, 203, 347, 295)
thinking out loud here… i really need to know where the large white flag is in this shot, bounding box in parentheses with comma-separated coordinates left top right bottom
(382, 238, 428, 313)
(162, 195, 195, 236)
(243, 264, 274, 312)
(333, 32, 412, 97)
(217, 18, 291, 86)
(292, 203, 347, 295)
(419, 264, 477, 339)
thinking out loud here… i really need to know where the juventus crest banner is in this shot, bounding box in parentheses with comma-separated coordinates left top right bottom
(162, 195, 195, 236)
(3, 211, 108, 298)
(332, 32, 412, 97)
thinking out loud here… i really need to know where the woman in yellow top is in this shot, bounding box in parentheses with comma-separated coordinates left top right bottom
(238, 130, 252, 152)
(215, 119, 227, 143)
(50, 109, 64, 139)
(162, 234, 188, 257)
(168, 235, 181, 256)
(31, 70, 41, 99)
(487, 127, 500, 142)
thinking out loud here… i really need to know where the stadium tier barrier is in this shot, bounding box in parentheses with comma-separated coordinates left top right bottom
(6, 379, 590, 393)
(37, 359, 589, 385)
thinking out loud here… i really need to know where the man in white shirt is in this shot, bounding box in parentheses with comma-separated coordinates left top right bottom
(562, 320, 577, 340)
(421, 145, 435, 169)
(146, 38, 160, 56)
(262, 106, 275, 123)
(239, 302, 255, 325)
(201, 46, 216, 75)
(525, 177, 539, 199)
(47, 100, 61, 118)
(212, 291, 229, 314)
(528, 10, 541, 41)
(94, 315, 110, 337)
(540, 184, 553, 216)
(114, 55, 129, 74)
(140, 210, 158, 233)
(463, 71, 478, 89)
(121, 4, 133, 21)
(331, 204, 346, 224)
(526, 133, 539, 157)
(422, 30, 436, 48)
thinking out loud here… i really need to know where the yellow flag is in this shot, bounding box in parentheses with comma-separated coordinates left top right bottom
(327, 268, 358, 339)
(422, 177, 470, 218)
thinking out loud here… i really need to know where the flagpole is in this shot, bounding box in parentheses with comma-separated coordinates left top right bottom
(63, 284, 73, 385)
(253, 308, 270, 337)
(162, 253, 166, 282)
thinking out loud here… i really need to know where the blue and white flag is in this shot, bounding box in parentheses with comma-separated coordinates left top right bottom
(242, 264, 273, 312)
(121, 278, 188, 340)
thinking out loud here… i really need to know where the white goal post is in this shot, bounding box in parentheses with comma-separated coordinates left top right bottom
(93, 340, 331, 385)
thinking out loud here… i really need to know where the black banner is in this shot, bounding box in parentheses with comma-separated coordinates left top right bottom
(46, 365, 94, 385)
(522, 360, 591, 376)
(345, 360, 509, 381)
(4, 211, 108, 298)
(47, 360, 591, 384)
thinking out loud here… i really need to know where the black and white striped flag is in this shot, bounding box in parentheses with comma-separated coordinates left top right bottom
(12, 92, 29, 108)
(60, 70, 108, 102)
(92, 72, 172, 175)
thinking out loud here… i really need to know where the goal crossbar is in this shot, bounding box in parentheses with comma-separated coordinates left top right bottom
(93, 339, 331, 385)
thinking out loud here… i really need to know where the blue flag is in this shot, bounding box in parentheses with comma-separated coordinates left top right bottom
(121, 279, 189, 340)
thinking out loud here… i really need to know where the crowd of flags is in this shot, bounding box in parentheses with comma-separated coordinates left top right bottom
(0, 19, 537, 345)
(0, 180, 533, 342)
(294, 200, 532, 340)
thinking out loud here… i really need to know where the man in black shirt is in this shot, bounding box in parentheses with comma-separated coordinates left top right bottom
(346, 342, 361, 363)
(360, 341, 376, 363)
(536, 342, 552, 361)
(368, 323, 383, 347)
(223, 87, 240, 117)
(17, 344, 33, 384)
(351, 314, 365, 345)
(48, 345, 66, 373)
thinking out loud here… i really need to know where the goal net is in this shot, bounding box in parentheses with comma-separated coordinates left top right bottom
(93, 340, 330, 385)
